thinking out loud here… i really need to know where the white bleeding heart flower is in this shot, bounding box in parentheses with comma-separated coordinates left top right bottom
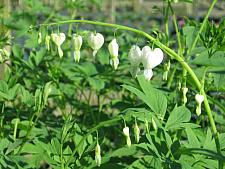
(108, 39, 119, 70)
(128, 45, 142, 66)
(141, 46, 163, 81)
(142, 48, 164, 69)
(72, 34, 83, 62)
(195, 94, 204, 116)
(45, 35, 51, 51)
(128, 45, 142, 77)
(88, 32, 104, 58)
(123, 126, 131, 147)
(182, 87, 188, 104)
(51, 33, 66, 58)
(195, 94, 204, 104)
(95, 143, 101, 167)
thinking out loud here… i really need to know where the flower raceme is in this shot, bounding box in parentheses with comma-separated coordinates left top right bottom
(128, 45, 164, 80)
(51, 33, 66, 58)
(108, 38, 119, 70)
(72, 34, 83, 62)
(88, 32, 104, 58)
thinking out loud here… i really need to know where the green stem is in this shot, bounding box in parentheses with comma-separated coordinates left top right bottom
(36, 19, 221, 167)
(187, 0, 218, 56)
(0, 102, 5, 138)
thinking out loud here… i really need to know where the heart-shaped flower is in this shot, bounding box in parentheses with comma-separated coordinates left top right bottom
(88, 32, 104, 57)
(141, 46, 163, 81)
(195, 94, 204, 104)
(195, 94, 204, 116)
(142, 47, 163, 69)
(72, 34, 83, 62)
(128, 45, 142, 66)
(51, 33, 66, 58)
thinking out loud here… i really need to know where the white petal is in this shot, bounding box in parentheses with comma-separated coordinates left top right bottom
(108, 39, 119, 58)
(123, 127, 130, 137)
(88, 32, 104, 50)
(144, 48, 163, 69)
(195, 94, 204, 103)
(59, 33, 66, 45)
(141, 46, 152, 66)
(128, 45, 142, 66)
(143, 69, 153, 81)
(72, 34, 82, 51)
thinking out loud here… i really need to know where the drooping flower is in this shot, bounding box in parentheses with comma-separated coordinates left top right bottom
(108, 38, 119, 70)
(88, 32, 104, 58)
(51, 33, 66, 58)
(45, 35, 51, 51)
(152, 117, 157, 131)
(0, 48, 10, 63)
(182, 87, 188, 105)
(123, 126, 131, 147)
(38, 32, 42, 44)
(195, 94, 204, 116)
(95, 142, 101, 167)
(141, 47, 164, 81)
(72, 34, 83, 62)
(163, 60, 170, 81)
(128, 45, 142, 77)
(134, 120, 140, 143)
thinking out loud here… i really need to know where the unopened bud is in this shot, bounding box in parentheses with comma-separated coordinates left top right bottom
(123, 126, 131, 147)
(95, 143, 101, 167)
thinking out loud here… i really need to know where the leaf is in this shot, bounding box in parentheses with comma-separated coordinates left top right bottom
(185, 127, 201, 148)
(183, 26, 196, 49)
(88, 77, 105, 91)
(137, 76, 167, 118)
(178, 148, 225, 162)
(165, 106, 191, 130)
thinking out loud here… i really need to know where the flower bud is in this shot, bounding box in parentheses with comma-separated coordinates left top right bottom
(88, 32, 104, 58)
(45, 35, 51, 51)
(38, 32, 42, 44)
(152, 117, 157, 131)
(72, 34, 83, 62)
(108, 39, 119, 70)
(134, 121, 140, 143)
(195, 94, 204, 116)
(123, 126, 131, 147)
(182, 87, 188, 104)
(144, 118, 149, 133)
(95, 143, 101, 167)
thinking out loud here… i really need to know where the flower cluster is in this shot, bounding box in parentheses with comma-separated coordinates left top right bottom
(38, 31, 164, 78)
(128, 45, 164, 81)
